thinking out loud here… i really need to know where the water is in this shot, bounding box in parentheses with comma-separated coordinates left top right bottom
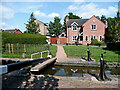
(32, 65, 120, 77)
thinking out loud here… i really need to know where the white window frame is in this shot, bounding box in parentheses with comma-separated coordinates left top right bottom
(91, 24, 97, 30)
(72, 36, 77, 42)
(94, 35, 96, 39)
(85, 35, 88, 42)
(71, 22, 78, 31)
(91, 35, 93, 41)
(99, 35, 102, 41)
(91, 35, 96, 41)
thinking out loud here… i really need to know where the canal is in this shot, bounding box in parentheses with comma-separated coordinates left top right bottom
(32, 65, 120, 77)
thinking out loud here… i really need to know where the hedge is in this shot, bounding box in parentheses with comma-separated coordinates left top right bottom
(2, 32, 47, 45)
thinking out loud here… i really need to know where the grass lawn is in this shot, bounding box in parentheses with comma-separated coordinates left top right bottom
(2, 44, 57, 59)
(49, 45, 57, 57)
(63, 46, 120, 62)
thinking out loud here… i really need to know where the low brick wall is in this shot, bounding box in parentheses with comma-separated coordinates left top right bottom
(55, 62, 120, 68)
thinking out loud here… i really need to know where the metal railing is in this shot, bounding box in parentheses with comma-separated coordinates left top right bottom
(31, 50, 50, 60)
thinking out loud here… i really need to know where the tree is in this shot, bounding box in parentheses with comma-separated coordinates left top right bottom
(48, 16, 62, 37)
(63, 12, 81, 33)
(67, 12, 81, 19)
(24, 31, 27, 33)
(101, 15, 106, 24)
(96, 16, 100, 20)
(107, 11, 120, 42)
(25, 12, 39, 34)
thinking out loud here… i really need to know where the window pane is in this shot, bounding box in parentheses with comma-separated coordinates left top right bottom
(94, 25, 96, 29)
(73, 25, 77, 31)
(92, 25, 93, 29)
(72, 36, 77, 41)
(100, 36, 102, 41)
(91, 25, 96, 30)
(85, 36, 88, 41)
(91, 35, 93, 40)
(80, 36, 83, 41)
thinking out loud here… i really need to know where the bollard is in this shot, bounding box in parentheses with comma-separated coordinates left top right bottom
(98, 53, 111, 81)
(87, 48, 90, 61)
(99, 54, 104, 80)
(22, 52, 26, 59)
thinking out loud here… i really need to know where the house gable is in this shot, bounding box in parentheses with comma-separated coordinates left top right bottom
(82, 15, 106, 44)
(71, 22, 78, 26)
(83, 15, 105, 26)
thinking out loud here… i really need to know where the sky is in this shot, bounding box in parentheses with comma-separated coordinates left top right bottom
(0, 0, 119, 32)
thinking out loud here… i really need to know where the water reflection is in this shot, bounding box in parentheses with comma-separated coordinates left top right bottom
(54, 69, 66, 76)
(34, 65, 120, 77)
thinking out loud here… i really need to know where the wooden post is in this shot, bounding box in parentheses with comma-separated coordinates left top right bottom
(24, 44, 26, 52)
(8, 43, 11, 54)
(11, 44, 14, 54)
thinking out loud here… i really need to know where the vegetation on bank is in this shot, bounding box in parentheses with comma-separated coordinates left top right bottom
(63, 46, 119, 62)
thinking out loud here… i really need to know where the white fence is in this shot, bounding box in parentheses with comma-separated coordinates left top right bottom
(31, 50, 52, 60)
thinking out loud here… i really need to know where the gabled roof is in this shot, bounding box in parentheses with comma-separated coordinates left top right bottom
(2, 29, 16, 33)
(67, 19, 88, 26)
(35, 20, 48, 26)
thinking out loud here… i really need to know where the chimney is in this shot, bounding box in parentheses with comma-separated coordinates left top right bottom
(0, 29, 3, 32)
(66, 16, 69, 25)
(15, 28, 17, 32)
(105, 21, 108, 28)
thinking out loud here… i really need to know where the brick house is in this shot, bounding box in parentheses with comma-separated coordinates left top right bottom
(0, 28, 22, 33)
(66, 15, 107, 45)
(34, 20, 49, 35)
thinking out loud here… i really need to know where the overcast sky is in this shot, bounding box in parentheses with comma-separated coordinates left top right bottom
(0, 0, 119, 32)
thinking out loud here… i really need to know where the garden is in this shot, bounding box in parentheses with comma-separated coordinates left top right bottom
(64, 45, 119, 62)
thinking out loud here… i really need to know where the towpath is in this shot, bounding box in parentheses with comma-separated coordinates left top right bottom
(55, 45, 81, 62)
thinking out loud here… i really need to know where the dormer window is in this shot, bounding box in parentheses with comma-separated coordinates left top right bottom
(72, 22, 78, 31)
(91, 24, 96, 30)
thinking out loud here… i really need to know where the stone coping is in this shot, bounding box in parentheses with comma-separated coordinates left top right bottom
(55, 61, 120, 68)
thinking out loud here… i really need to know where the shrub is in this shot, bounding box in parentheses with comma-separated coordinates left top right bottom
(98, 42, 106, 46)
(91, 39, 98, 45)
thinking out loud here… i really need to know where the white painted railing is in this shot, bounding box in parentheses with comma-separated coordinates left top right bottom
(31, 50, 52, 60)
